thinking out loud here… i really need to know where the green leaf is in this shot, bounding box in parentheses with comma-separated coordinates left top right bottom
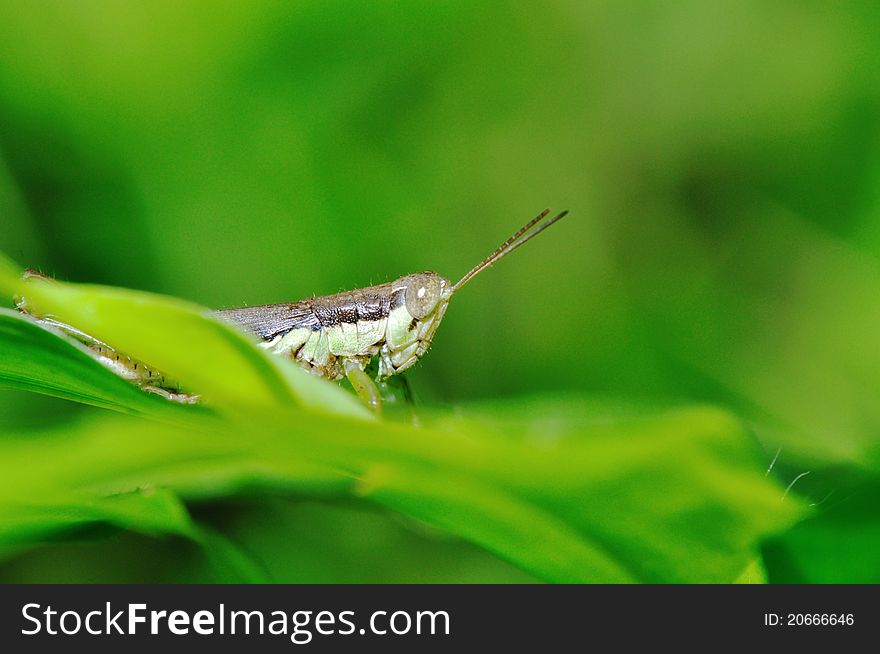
(0, 487, 269, 583)
(0, 488, 195, 546)
(188, 524, 272, 583)
(3, 270, 369, 419)
(0, 309, 185, 417)
(344, 403, 806, 583)
(0, 402, 804, 583)
(359, 465, 637, 583)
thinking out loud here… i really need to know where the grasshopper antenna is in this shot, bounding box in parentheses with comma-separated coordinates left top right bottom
(451, 208, 569, 294)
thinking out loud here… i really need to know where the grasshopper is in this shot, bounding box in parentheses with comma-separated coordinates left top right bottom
(217, 208, 568, 410)
(17, 209, 568, 411)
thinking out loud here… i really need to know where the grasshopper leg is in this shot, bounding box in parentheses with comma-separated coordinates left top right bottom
(344, 360, 383, 414)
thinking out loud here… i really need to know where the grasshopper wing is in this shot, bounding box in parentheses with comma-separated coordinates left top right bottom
(215, 302, 319, 340)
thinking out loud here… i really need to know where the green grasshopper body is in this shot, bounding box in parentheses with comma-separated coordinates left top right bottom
(216, 272, 451, 382)
(18, 209, 568, 410)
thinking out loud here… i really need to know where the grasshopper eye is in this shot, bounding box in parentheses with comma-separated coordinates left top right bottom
(404, 273, 442, 320)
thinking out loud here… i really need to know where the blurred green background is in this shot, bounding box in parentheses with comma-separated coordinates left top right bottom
(1, 0, 879, 582)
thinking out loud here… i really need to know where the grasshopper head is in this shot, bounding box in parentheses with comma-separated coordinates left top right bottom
(392, 271, 453, 340)
(399, 271, 452, 319)
(382, 271, 452, 376)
